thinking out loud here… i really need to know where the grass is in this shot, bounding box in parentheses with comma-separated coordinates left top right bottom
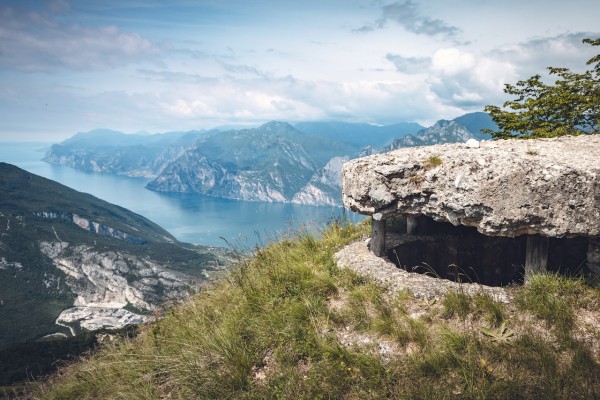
(423, 155, 443, 170)
(24, 221, 600, 399)
(516, 273, 600, 339)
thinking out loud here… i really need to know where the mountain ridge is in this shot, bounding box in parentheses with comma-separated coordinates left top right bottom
(43, 113, 497, 206)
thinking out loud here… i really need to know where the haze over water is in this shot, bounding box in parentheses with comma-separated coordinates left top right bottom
(0, 142, 360, 248)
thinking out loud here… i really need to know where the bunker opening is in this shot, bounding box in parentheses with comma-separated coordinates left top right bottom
(383, 216, 590, 287)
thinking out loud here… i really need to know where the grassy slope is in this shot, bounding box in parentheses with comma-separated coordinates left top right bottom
(26, 221, 600, 400)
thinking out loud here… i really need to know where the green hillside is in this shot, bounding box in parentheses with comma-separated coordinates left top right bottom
(27, 221, 600, 400)
(0, 162, 226, 351)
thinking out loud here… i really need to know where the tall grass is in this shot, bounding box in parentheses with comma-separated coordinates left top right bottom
(29, 222, 600, 399)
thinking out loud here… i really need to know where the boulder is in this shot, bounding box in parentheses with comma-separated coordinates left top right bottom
(343, 135, 600, 239)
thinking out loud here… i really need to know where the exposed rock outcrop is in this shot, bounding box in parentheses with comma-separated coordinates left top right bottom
(343, 135, 600, 238)
(39, 241, 189, 311)
(0, 162, 228, 349)
(292, 156, 349, 206)
(34, 212, 150, 243)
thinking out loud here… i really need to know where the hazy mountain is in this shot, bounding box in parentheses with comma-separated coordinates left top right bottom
(44, 128, 215, 177)
(146, 121, 355, 204)
(453, 112, 497, 139)
(293, 121, 424, 148)
(385, 114, 495, 151)
(0, 163, 228, 350)
(44, 113, 496, 207)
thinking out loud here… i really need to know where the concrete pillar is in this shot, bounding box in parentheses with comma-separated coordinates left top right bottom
(525, 235, 549, 282)
(406, 216, 419, 234)
(406, 215, 427, 235)
(407, 215, 427, 234)
(371, 217, 386, 257)
(587, 238, 600, 276)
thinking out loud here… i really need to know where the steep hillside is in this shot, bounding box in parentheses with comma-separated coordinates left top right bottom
(0, 163, 228, 351)
(453, 111, 497, 139)
(146, 121, 355, 204)
(292, 156, 349, 206)
(28, 221, 600, 400)
(43, 128, 213, 178)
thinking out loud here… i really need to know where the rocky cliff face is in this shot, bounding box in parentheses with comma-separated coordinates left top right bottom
(39, 241, 189, 310)
(43, 129, 206, 178)
(146, 122, 348, 205)
(34, 211, 154, 244)
(292, 156, 349, 206)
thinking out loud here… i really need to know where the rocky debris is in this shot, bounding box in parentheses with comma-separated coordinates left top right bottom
(56, 307, 150, 332)
(0, 257, 23, 270)
(39, 241, 190, 312)
(343, 135, 600, 238)
(335, 238, 511, 302)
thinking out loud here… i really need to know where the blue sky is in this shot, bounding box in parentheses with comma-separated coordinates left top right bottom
(1, 0, 599, 141)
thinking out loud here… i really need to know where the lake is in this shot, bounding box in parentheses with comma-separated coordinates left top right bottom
(0, 142, 362, 248)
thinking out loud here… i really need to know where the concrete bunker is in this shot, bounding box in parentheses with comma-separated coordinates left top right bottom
(342, 135, 600, 285)
(381, 216, 589, 286)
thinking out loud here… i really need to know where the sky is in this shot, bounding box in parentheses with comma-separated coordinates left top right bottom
(1, 0, 599, 141)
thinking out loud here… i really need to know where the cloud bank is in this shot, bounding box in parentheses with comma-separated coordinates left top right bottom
(0, 4, 157, 72)
(0, 0, 599, 140)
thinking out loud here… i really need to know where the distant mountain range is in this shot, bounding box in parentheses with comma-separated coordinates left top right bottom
(0, 163, 228, 351)
(44, 112, 496, 206)
(293, 120, 424, 148)
(386, 119, 483, 150)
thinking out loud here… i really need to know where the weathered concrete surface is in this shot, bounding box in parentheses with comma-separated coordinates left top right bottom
(343, 135, 600, 238)
(335, 238, 511, 302)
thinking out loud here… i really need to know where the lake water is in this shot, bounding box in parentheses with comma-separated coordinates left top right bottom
(0, 142, 362, 248)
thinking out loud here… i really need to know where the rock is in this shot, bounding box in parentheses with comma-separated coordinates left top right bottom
(56, 307, 151, 332)
(342, 135, 600, 238)
(39, 241, 190, 311)
(465, 139, 479, 148)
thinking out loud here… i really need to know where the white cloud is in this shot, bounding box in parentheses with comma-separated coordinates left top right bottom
(428, 47, 516, 107)
(0, 4, 158, 72)
(491, 33, 599, 77)
(383, 33, 598, 111)
(431, 48, 475, 74)
(356, 1, 460, 39)
(148, 72, 458, 128)
(385, 54, 430, 74)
